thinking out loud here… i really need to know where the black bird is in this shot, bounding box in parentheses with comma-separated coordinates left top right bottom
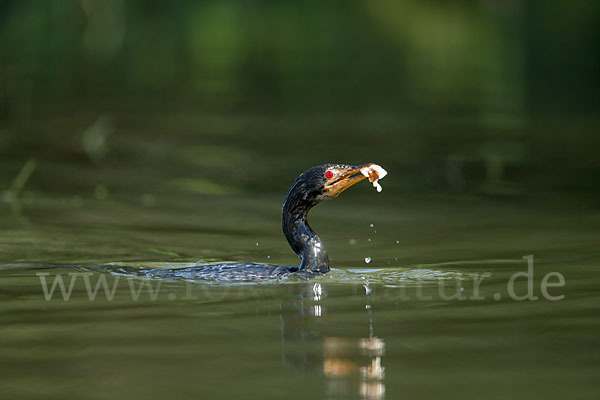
(143, 164, 376, 281)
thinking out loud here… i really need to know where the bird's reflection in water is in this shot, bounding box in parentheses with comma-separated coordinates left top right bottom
(279, 282, 385, 400)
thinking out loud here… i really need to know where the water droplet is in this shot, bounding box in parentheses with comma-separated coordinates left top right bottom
(364, 257, 371, 264)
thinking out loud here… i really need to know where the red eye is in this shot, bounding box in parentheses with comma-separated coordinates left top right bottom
(325, 171, 333, 179)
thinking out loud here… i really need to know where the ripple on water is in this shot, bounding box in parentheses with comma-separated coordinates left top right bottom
(103, 262, 469, 285)
(320, 267, 467, 285)
(0, 261, 473, 286)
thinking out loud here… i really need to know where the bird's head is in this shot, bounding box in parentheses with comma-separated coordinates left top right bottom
(291, 163, 375, 204)
(282, 162, 383, 273)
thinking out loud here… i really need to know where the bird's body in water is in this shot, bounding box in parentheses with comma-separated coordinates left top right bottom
(142, 164, 380, 281)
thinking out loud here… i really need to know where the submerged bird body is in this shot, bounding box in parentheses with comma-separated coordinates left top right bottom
(143, 163, 382, 281)
(142, 262, 298, 281)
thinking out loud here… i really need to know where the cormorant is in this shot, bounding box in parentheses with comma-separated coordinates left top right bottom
(281, 163, 379, 274)
(143, 163, 384, 281)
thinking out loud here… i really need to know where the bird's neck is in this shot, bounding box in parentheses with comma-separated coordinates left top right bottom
(282, 196, 329, 273)
(292, 219, 329, 273)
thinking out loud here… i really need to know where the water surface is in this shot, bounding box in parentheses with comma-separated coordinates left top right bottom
(1, 113, 599, 399)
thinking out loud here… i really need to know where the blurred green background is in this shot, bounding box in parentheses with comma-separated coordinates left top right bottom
(1, 3, 600, 400)
(0, 0, 599, 263)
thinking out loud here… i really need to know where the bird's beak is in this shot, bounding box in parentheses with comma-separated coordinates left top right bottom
(324, 164, 371, 198)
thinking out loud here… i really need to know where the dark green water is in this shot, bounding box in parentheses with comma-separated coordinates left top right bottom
(1, 112, 599, 399)
(2, 1, 600, 398)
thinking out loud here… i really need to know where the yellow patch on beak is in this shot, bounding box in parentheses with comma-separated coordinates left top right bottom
(323, 166, 368, 198)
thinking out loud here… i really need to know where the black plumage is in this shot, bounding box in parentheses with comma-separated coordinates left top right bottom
(141, 163, 370, 281)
